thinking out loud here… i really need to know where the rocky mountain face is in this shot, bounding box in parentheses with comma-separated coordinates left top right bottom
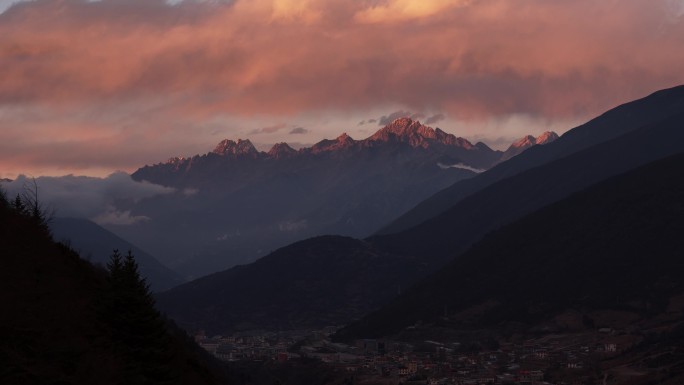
(267, 142, 298, 159)
(499, 131, 559, 161)
(116, 119, 499, 278)
(212, 138, 260, 158)
(535, 130, 559, 145)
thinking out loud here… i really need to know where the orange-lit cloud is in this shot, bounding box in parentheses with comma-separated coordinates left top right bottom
(1, 0, 683, 177)
(354, 0, 471, 23)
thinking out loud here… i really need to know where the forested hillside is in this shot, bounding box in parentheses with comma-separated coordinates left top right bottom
(0, 190, 223, 385)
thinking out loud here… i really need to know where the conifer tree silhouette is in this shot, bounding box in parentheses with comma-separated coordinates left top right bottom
(103, 249, 179, 384)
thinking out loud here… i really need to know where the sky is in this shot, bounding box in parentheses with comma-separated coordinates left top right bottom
(1, 0, 684, 178)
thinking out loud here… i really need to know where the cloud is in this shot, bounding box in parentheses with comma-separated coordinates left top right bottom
(261, 123, 287, 133)
(354, 0, 471, 23)
(289, 126, 308, 134)
(91, 206, 151, 226)
(425, 113, 445, 125)
(1, 0, 684, 176)
(437, 162, 485, 173)
(1, 172, 175, 223)
(248, 123, 288, 135)
(378, 111, 411, 126)
(269, 0, 321, 23)
(378, 111, 425, 125)
(249, 123, 308, 135)
(4, 0, 681, 119)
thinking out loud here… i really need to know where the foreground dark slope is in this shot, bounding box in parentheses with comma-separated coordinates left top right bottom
(51, 217, 185, 291)
(0, 202, 222, 384)
(156, 236, 429, 333)
(373, 107, 684, 262)
(380, 85, 684, 234)
(338, 152, 684, 339)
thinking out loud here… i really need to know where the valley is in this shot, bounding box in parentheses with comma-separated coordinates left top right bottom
(2, 3, 683, 381)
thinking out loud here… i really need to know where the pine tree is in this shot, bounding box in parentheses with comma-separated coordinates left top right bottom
(101, 250, 180, 384)
(12, 194, 27, 215)
(0, 186, 8, 208)
(7, 182, 51, 234)
(20, 178, 52, 230)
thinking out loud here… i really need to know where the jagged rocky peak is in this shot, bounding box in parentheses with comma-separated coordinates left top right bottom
(383, 117, 429, 136)
(213, 138, 258, 156)
(500, 131, 559, 161)
(165, 156, 187, 164)
(336, 132, 354, 144)
(536, 131, 559, 145)
(369, 117, 474, 149)
(509, 131, 559, 148)
(268, 142, 298, 159)
(310, 133, 357, 154)
(511, 135, 537, 148)
(370, 117, 432, 140)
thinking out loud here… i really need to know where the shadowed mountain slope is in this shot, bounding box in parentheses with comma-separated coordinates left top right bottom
(156, 236, 431, 333)
(372, 107, 684, 262)
(51, 217, 185, 291)
(0, 195, 222, 385)
(337, 152, 684, 340)
(379, 85, 684, 235)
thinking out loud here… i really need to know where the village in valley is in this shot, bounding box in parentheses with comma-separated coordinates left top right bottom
(194, 324, 646, 385)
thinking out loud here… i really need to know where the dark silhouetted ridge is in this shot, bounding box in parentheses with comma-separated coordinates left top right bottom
(372, 108, 684, 263)
(379, 85, 684, 235)
(338, 151, 684, 340)
(156, 235, 432, 333)
(0, 195, 222, 384)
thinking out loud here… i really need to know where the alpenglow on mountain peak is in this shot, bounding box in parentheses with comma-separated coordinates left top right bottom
(206, 118, 481, 160)
(152, 116, 505, 171)
(369, 117, 475, 149)
(213, 138, 258, 156)
(500, 130, 559, 161)
(267, 142, 297, 159)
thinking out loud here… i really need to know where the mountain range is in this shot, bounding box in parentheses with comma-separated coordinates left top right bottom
(155, 85, 684, 335)
(110, 119, 553, 279)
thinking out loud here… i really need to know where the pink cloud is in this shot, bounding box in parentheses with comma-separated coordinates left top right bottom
(248, 123, 288, 135)
(1, 0, 683, 176)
